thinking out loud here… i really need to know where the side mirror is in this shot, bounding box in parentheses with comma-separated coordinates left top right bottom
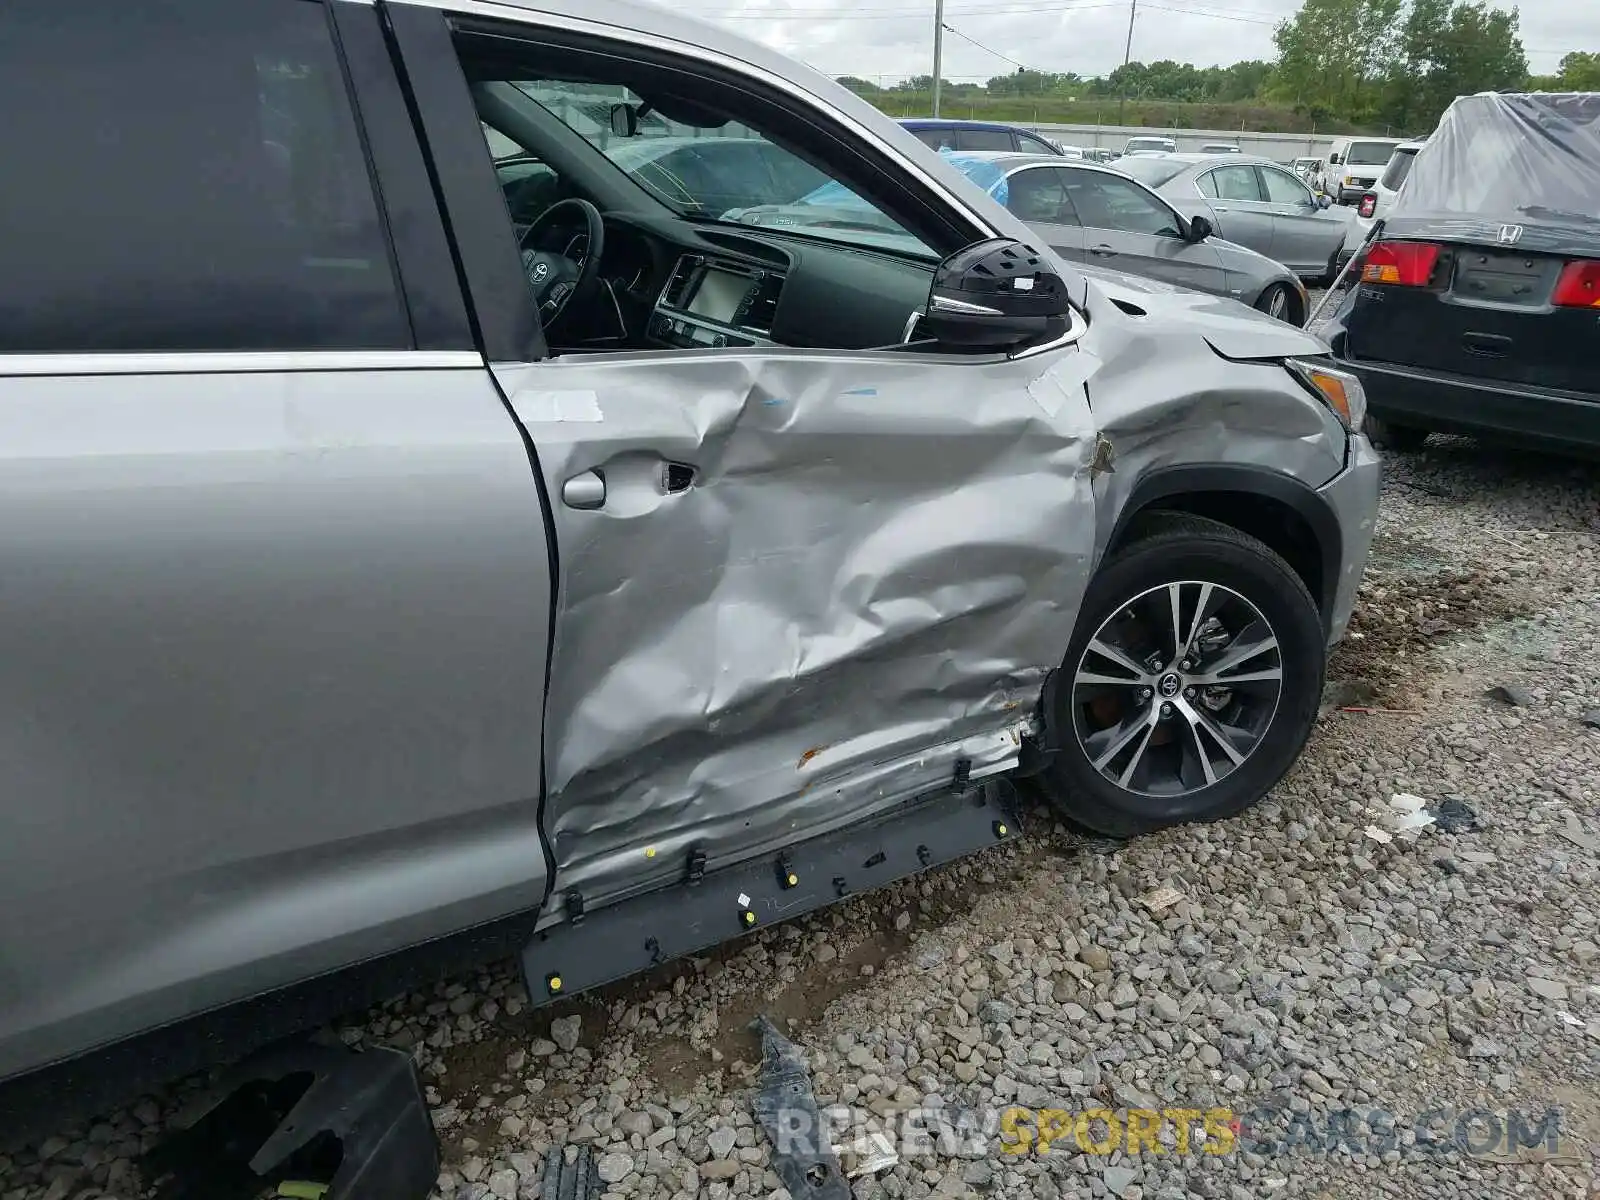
(1317, 194, 1332, 210)
(1328, 152, 1341, 166)
(1186, 214, 1213, 242)
(920, 238, 1071, 351)
(609, 103, 640, 138)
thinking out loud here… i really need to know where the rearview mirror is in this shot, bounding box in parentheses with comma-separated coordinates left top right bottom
(1185, 215, 1213, 242)
(920, 238, 1071, 352)
(1328, 152, 1341, 166)
(609, 103, 640, 138)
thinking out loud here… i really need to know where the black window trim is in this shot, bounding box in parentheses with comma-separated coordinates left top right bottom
(331, 0, 476, 351)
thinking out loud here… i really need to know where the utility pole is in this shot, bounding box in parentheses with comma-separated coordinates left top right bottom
(1117, 0, 1137, 127)
(932, 0, 945, 117)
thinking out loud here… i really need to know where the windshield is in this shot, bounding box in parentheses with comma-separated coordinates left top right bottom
(1379, 148, 1419, 190)
(1113, 156, 1187, 187)
(1347, 140, 1401, 166)
(497, 80, 933, 257)
(1125, 138, 1172, 152)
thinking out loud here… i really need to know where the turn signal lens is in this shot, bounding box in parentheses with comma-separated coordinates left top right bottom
(1360, 241, 1440, 286)
(1552, 260, 1600, 308)
(1285, 358, 1368, 433)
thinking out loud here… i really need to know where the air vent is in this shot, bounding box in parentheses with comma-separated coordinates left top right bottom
(740, 272, 784, 333)
(662, 256, 700, 310)
(1109, 297, 1146, 317)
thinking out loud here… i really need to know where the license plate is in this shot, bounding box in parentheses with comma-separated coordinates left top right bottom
(1453, 249, 1559, 306)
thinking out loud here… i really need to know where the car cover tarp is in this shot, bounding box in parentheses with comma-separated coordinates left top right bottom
(1383, 91, 1600, 257)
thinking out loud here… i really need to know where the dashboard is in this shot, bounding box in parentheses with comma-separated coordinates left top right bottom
(518, 204, 938, 353)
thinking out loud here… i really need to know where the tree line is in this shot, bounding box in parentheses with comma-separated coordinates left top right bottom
(837, 0, 1596, 134)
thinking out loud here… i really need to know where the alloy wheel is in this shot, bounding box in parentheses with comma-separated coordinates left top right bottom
(1070, 580, 1284, 798)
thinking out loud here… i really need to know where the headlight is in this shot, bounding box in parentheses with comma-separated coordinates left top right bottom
(1285, 357, 1367, 432)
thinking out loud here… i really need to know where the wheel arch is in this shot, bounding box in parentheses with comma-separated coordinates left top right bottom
(1102, 464, 1342, 630)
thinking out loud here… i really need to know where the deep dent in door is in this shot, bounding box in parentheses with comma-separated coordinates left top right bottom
(492, 347, 1098, 923)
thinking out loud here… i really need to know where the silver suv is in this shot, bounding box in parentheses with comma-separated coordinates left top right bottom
(0, 0, 1381, 1141)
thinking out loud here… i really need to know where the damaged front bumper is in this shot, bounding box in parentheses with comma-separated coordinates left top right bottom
(1316, 431, 1382, 647)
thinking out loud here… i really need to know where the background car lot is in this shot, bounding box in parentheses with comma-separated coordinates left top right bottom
(3, 439, 1596, 1200)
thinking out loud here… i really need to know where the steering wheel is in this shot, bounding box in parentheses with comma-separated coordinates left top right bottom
(518, 198, 606, 329)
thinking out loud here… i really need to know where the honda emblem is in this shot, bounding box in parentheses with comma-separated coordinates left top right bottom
(1497, 224, 1523, 245)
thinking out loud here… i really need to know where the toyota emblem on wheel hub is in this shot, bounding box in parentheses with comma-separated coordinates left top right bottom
(1158, 672, 1182, 698)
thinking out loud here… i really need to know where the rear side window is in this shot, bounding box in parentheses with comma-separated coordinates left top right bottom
(1017, 132, 1059, 155)
(1006, 168, 1080, 225)
(957, 128, 1016, 151)
(911, 127, 955, 151)
(1380, 150, 1418, 191)
(1204, 165, 1265, 202)
(0, 0, 407, 355)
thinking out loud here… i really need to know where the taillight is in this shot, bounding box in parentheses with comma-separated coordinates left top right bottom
(1360, 241, 1441, 286)
(1552, 260, 1600, 308)
(1357, 193, 1376, 219)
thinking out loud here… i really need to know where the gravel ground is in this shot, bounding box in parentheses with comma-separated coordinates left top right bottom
(4, 436, 1598, 1200)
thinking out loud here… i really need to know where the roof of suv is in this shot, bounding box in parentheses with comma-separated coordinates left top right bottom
(901, 118, 1040, 132)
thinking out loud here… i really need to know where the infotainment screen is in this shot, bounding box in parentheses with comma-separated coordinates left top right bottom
(686, 267, 748, 325)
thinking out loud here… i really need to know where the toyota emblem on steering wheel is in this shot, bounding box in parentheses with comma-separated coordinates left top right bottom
(531, 261, 550, 284)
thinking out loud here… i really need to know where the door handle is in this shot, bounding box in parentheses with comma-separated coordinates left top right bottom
(562, 469, 606, 510)
(1090, 244, 1116, 257)
(1212, 205, 1231, 212)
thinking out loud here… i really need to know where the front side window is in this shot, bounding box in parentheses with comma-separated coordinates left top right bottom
(1065, 171, 1183, 238)
(1259, 166, 1313, 205)
(483, 77, 933, 257)
(0, 0, 406, 354)
(912, 127, 956, 151)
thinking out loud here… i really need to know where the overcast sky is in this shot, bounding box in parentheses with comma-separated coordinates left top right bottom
(679, 0, 1587, 85)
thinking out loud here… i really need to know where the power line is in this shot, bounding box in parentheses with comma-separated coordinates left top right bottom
(940, 21, 1034, 71)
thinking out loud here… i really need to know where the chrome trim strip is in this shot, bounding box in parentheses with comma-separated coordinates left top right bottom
(1008, 306, 1088, 361)
(0, 351, 484, 377)
(409, 0, 1001, 243)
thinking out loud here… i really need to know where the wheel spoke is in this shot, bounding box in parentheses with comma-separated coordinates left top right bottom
(1178, 706, 1218, 786)
(1075, 669, 1147, 690)
(1165, 583, 1185, 665)
(1116, 721, 1157, 787)
(1086, 636, 1153, 682)
(1087, 708, 1155, 771)
(1176, 696, 1249, 766)
(1193, 620, 1279, 684)
(1181, 582, 1215, 661)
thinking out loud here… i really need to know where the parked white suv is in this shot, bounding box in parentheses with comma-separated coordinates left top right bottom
(1340, 139, 1427, 258)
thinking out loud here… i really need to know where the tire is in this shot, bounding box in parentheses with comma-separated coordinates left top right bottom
(1034, 511, 1325, 839)
(1364, 413, 1429, 452)
(1254, 282, 1299, 325)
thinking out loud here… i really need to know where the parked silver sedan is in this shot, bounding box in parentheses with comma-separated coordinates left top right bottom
(943, 152, 1314, 324)
(1117, 152, 1359, 283)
